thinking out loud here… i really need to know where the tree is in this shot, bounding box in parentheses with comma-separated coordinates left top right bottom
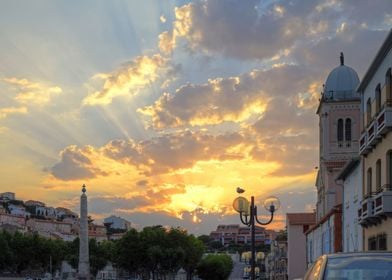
(182, 234, 204, 280)
(197, 254, 233, 280)
(114, 229, 142, 275)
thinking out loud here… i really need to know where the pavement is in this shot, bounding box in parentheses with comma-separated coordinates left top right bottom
(228, 253, 248, 280)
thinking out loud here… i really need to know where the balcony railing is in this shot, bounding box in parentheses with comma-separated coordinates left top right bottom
(359, 195, 376, 226)
(359, 84, 392, 155)
(374, 184, 392, 217)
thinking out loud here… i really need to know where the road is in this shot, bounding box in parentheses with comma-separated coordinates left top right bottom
(229, 253, 247, 280)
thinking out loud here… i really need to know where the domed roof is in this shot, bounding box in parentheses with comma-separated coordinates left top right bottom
(323, 53, 360, 100)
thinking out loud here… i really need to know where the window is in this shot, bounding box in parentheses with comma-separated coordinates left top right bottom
(386, 68, 391, 100)
(366, 98, 372, 125)
(368, 237, 377, 250)
(376, 84, 381, 112)
(367, 168, 372, 195)
(337, 118, 344, 142)
(387, 150, 392, 187)
(378, 234, 387, 251)
(345, 118, 352, 142)
(376, 159, 382, 191)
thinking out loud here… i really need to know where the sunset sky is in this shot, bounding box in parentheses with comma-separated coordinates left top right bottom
(0, 0, 391, 235)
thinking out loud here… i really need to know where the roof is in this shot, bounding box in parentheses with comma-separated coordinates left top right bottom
(324, 65, 360, 96)
(325, 251, 392, 258)
(336, 157, 360, 181)
(357, 29, 392, 92)
(286, 213, 315, 225)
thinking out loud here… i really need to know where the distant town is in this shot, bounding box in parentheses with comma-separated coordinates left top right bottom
(0, 191, 132, 242)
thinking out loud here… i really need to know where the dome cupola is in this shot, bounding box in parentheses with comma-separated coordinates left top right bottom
(323, 53, 360, 100)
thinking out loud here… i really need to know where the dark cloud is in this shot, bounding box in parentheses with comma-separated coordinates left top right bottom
(173, 0, 306, 60)
(50, 145, 108, 181)
(171, 0, 391, 62)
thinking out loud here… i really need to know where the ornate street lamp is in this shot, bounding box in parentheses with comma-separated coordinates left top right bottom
(233, 190, 280, 280)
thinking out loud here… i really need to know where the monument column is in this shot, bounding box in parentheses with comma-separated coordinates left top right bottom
(78, 184, 90, 280)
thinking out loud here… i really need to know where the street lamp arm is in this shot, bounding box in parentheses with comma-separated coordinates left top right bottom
(240, 212, 251, 226)
(254, 206, 274, 225)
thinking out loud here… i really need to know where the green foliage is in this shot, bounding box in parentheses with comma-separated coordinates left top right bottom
(276, 229, 287, 241)
(0, 231, 114, 275)
(0, 225, 205, 279)
(114, 226, 204, 280)
(197, 254, 233, 280)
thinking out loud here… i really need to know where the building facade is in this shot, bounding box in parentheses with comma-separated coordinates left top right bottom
(103, 215, 132, 231)
(0, 213, 26, 227)
(27, 218, 73, 235)
(286, 213, 315, 280)
(357, 29, 392, 251)
(336, 158, 363, 252)
(265, 239, 288, 280)
(209, 224, 268, 246)
(0, 192, 15, 201)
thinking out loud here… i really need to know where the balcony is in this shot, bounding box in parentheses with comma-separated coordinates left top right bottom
(359, 133, 371, 155)
(359, 196, 376, 226)
(357, 208, 362, 223)
(359, 85, 392, 156)
(376, 106, 392, 136)
(367, 120, 378, 145)
(374, 184, 392, 217)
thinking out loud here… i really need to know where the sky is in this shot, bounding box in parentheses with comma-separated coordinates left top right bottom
(0, 0, 391, 235)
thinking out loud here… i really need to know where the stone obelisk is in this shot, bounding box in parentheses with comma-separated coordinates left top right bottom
(78, 184, 90, 280)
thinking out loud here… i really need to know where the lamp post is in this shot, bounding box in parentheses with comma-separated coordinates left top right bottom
(233, 193, 280, 280)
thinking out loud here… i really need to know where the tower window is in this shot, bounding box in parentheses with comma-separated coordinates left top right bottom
(345, 118, 352, 142)
(337, 119, 344, 142)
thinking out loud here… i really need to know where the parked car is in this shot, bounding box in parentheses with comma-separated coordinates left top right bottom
(303, 252, 392, 280)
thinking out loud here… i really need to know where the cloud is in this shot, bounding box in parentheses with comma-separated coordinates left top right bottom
(104, 131, 246, 175)
(161, 0, 311, 60)
(139, 64, 317, 129)
(158, 31, 175, 55)
(0, 77, 62, 120)
(83, 54, 168, 106)
(0, 106, 28, 119)
(2, 77, 62, 106)
(161, 0, 391, 62)
(89, 183, 187, 215)
(50, 145, 109, 181)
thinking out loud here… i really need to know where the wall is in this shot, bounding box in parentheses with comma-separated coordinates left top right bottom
(343, 162, 363, 252)
(287, 224, 307, 280)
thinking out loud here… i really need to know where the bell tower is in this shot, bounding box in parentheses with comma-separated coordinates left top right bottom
(315, 53, 361, 221)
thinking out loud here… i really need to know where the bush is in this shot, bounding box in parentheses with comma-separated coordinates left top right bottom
(197, 254, 233, 280)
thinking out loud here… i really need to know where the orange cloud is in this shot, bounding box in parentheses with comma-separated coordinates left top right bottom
(0, 106, 28, 119)
(3, 77, 62, 106)
(83, 54, 167, 106)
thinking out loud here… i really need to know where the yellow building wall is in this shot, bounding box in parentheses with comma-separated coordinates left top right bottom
(363, 132, 392, 251)
(364, 219, 392, 251)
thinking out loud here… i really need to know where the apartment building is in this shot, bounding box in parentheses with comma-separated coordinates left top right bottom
(357, 29, 392, 251)
(209, 224, 268, 246)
